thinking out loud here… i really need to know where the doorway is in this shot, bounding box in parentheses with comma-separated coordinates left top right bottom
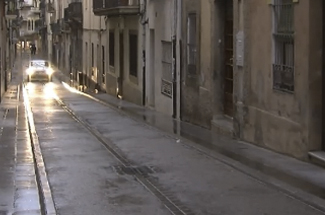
(223, 0, 234, 117)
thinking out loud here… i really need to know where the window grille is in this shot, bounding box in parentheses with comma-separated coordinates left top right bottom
(272, 0, 294, 92)
(161, 41, 173, 97)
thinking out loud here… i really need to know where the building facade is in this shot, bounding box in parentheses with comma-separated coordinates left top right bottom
(83, 0, 106, 92)
(179, 0, 325, 160)
(92, 0, 181, 114)
(232, 0, 323, 160)
(18, 0, 41, 50)
(145, 0, 181, 118)
(0, 1, 8, 97)
(93, 0, 144, 105)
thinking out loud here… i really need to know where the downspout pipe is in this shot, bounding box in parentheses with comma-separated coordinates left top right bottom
(140, 0, 148, 106)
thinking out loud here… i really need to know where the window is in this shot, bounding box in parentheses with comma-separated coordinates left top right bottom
(28, 20, 31, 30)
(187, 13, 197, 76)
(161, 41, 173, 97)
(102, 46, 105, 83)
(129, 33, 138, 78)
(272, 0, 294, 92)
(109, 31, 115, 67)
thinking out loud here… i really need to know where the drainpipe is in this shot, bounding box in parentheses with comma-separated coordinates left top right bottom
(140, 0, 148, 106)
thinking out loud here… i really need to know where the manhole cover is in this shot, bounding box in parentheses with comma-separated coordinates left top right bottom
(112, 165, 154, 177)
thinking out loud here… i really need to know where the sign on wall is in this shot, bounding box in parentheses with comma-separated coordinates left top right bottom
(236, 31, 244, 67)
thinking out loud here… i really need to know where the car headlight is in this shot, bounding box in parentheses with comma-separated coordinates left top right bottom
(46, 68, 54, 75)
(26, 68, 34, 75)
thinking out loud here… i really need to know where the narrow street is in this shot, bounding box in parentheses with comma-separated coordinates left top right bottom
(0, 54, 320, 215)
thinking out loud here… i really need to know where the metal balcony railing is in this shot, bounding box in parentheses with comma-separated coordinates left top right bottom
(30, 7, 41, 13)
(69, 2, 82, 19)
(64, 2, 82, 23)
(93, 0, 139, 16)
(6, 9, 19, 17)
(93, 0, 139, 9)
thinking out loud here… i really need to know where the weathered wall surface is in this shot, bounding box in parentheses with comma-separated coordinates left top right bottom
(150, 0, 173, 116)
(240, 0, 323, 159)
(106, 16, 142, 105)
(181, 0, 214, 128)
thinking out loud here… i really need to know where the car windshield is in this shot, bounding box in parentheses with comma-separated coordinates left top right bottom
(31, 61, 49, 67)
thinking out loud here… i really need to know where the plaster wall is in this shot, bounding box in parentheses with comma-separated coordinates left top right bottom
(181, 0, 214, 128)
(241, 0, 323, 159)
(106, 16, 143, 105)
(146, 0, 173, 115)
(83, 0, 103, 30)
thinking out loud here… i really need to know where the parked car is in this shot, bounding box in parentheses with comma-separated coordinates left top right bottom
(26, 60, 54, 82)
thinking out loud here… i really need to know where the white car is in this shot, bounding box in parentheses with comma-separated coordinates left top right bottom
(26, 60, 54, 82)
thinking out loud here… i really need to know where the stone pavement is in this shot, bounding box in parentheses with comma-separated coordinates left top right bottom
(0, 54, 41, 215)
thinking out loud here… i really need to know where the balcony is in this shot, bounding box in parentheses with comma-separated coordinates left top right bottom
(5, 0, 18, 19)
(50, 23, 61, 35)
(19, 0, 33, 9)
(50, 19, 70, 35)
(30, 6, 41, 14)
(11, 19, 21, 29)
(35, 19, 44, 32)
(58, 19, 71, 33)
(65, 2, 82, 23)
(93, 0, 140, 17)
(6, 9, 19, 20)
(47, 2, 55, 13)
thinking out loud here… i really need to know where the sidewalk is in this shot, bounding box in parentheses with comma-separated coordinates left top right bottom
(52, 65, 325, 208)
(0, 54, 41, 214)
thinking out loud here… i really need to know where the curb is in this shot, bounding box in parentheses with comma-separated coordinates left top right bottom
(22, 83, 57, 215)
